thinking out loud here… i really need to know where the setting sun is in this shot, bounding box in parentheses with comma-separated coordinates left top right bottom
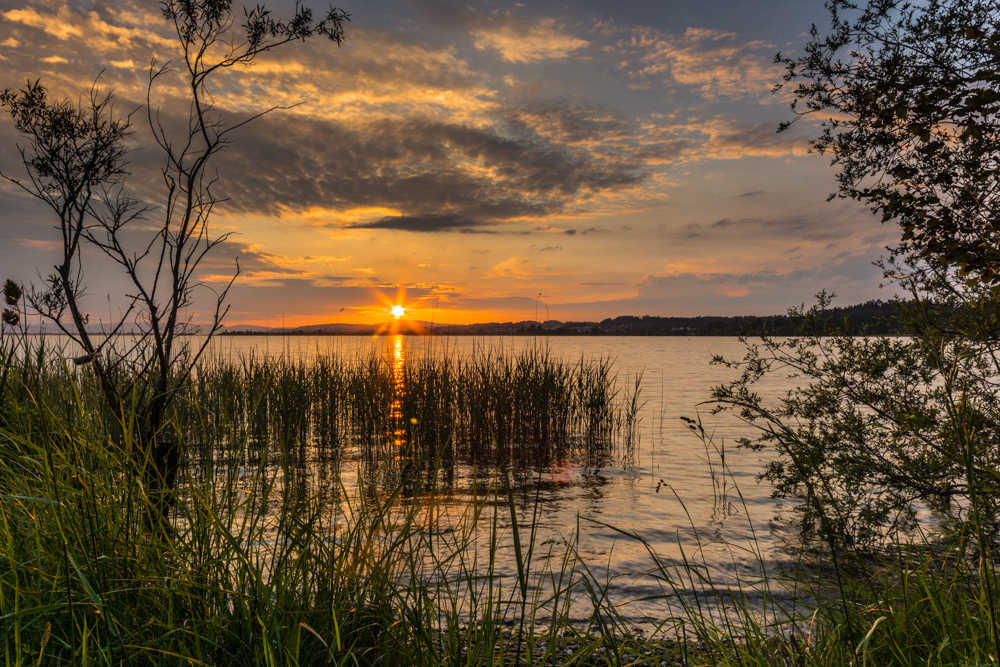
(391, 305, 405, 319)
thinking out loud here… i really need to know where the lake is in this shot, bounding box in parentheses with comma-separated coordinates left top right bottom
(201, 334, 801, 628)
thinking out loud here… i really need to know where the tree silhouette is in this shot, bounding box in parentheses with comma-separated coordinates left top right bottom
(1, 0, 349, 533)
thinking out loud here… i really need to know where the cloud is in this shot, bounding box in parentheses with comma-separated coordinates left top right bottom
(696, 117, 809, 158)
(472, 18, 589, 63)
(0, 2, 656, 234)
(678, 209, 891, 246)
(410, 0, 589, 64)
(635, 253, 882, 302)
(487, 257, 535, 279)
(2, 2, 175, 65)
(197, 102, 650, 227)
(553, 248, 891, 319)
(630, 116, 808, 166)
(13, 238, 64, 251)
(610, 26, 779, 102)
(513, 97, 630, 146)
(227, 26, 491, 123)
(0, 1, 653, 232)
(4, 5, 85, 40)
(193, 241, 359, 287)
(349, 214, 485, 232)
(1, 3, 486, 124)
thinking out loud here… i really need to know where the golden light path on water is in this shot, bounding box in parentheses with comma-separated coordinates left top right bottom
(391, 334, 406, 451)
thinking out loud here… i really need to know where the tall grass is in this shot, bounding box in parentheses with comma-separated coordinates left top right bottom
(4, 335, 1000, 665)
(0, 337, 666, 665)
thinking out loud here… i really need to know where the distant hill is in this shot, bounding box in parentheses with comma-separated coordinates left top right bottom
(219, 300, 906, 336)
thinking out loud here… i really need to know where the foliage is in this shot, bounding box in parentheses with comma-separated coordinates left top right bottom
(711, 0, 1000, 548)
(713, 294, 1000, 552)
(592, 300, 903, 336)
(1, 280, 21, 329)
(0, 0, 349, 530)
(777, 0, 1000, 289)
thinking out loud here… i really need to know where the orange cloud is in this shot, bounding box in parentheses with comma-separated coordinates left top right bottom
(3, 3, 175, 56)
(487, 257, 535, 279)
(210, 28, 494, 124)
(610, 26, 779, 102)
(473, 19, 589, 63)
(3, 6, 85, 39)
(15, 238, 64, 251)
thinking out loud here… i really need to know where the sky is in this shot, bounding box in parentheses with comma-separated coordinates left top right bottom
(0, 0, 899, 327)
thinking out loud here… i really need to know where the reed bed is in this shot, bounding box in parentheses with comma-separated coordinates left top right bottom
(180, 345, 642, 483)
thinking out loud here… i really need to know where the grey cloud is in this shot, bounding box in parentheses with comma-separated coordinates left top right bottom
(199, 102, 649, 228)
(513, 98, 689, 165)
(190, 241, 334, 286)
(636, 253, 885, 299)
(710, 218, 741, 228)
(407, 0, 486, 30)
(631, 139, 691, 162)
(636, 269, 787, 291)
(709, 121, 806, 156)
(350, 214, 485, 232)
(550, 251, 890, 318)
(679, 209, 891, 245)
(515, 98, 631, 144)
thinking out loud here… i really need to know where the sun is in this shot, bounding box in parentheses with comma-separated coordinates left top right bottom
(391, 305, 406, 319)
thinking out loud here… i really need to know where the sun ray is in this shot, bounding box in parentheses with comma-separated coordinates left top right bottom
(370, 285, 427, 337)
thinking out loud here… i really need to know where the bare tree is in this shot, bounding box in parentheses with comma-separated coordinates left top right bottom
(1, 0, 348, 532)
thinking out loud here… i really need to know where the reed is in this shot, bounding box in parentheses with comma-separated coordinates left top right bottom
(177, 343, 640, 486)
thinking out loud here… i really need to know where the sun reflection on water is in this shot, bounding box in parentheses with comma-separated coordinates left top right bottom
(390, 334, 406, 450)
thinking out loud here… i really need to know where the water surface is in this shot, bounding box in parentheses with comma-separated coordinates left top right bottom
(204, 334, 800, 627)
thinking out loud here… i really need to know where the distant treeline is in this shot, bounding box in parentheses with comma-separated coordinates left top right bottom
(582, 299, 904, 336)
(221, 299, 909, 336)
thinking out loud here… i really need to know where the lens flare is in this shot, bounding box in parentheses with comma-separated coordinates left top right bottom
(391, 305, 405, 319)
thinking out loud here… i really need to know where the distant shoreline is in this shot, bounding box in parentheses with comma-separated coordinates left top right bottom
(2, 300, 906, 337)
(220, 299, 905, 337)
(218, 330, 744, 337)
